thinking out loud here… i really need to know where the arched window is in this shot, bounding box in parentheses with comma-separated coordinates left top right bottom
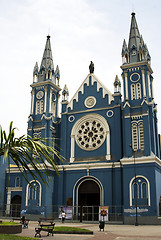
(131, 84, 136, 100)
(40, 100, 44, 114)
(136, 83, 141, 99)
(132, 121, 144, 151)
(51, 101, 56, 116)
(132, 123, 138, 151)
(132, 182, 139, 199)
(130, 176, 150, 206)
(125, 53, 129, 63)
(26, 180, 41, 206)
(132, 48, 136, 56)
(141, 182, 147, 198)
(138, 122, 144, 150)
(15, 177, 20, 187)
(36, 101, 40, 114)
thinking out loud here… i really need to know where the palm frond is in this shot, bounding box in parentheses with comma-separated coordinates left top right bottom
(0, 122, 64, 185)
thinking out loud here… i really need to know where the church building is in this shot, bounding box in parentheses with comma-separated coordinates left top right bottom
(3, 13, 161, 224)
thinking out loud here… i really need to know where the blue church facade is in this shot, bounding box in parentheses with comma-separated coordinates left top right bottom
(3, 13, 161, 224)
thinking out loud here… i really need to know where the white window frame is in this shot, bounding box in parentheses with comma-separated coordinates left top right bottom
(36, 101, 40, 114)
(136, 83, 141, 99)
(132, 120, 144, 151)
(25, 180, 42, 206)
(129, 175, 151, 206)
(131, 84, 136, 100)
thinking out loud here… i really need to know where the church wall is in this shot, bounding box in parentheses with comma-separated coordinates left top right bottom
(53, 166, 123, 208)
(154, 165, 161, 215)
(123, 162, 157, 217)
(61, 105, 123, 161)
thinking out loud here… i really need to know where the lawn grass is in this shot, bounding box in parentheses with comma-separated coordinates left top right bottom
(54, 226, 91, 232)
(0, 235, 38, 240)
(0, 221, 19, 225)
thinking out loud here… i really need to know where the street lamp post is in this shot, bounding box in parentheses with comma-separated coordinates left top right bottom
(130, 145, 138, 226)
(133, 150, 138, 226)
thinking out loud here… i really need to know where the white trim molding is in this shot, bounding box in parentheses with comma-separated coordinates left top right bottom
(129, 175, 151, 206)
(72, 175, 104, 217)
(25, 180, 42, 207)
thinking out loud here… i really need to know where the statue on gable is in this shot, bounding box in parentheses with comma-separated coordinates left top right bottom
(89, 61, 94, 74)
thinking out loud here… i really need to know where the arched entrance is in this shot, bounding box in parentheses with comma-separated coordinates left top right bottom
(159, 196, 161, 216)
(11, 195, 21, 217)
(78, 180, 100, 221)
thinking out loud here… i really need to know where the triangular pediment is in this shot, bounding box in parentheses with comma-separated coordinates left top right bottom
(67, 73, 114, 110)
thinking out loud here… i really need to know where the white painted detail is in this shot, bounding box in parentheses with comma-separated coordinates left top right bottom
(147, 72, 151, 98)
(68, 115, 75, 122)
(70, 113, 110, 161)
(44, 86, 47, 112)
(67, 74, 114, 110)
(73, 176, 104, 214)
(84, 96, 96, 108)
(107, 110, 114, 118)
(125, 72, 129, 100)
(129, 175, 151, 206)
(25, 180, 42, 207)
(141, 70, 146, 97)
(36, 91, 44, 99)
(31, 89, 35, 114)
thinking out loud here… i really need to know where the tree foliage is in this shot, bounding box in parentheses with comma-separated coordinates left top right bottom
(0, 122, 63, 184)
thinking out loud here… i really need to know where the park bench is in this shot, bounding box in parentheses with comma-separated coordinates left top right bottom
(35, 222, 55, 238)
(12, 217, 29, 228)
(38, 218, 55, 225)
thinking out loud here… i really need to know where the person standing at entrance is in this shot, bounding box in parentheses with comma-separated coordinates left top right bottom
(61, 211, 66, 223)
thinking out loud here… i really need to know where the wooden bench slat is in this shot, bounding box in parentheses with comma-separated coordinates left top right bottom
(35, 223, 55, 238)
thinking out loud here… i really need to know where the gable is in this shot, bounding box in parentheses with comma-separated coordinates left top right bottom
(67, 73, 114, 110)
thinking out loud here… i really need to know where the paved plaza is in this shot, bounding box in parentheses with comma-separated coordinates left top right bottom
(15, 221, 161, 240)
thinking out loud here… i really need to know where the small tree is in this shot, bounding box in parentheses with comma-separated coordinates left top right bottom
(0, 122, 63, 184)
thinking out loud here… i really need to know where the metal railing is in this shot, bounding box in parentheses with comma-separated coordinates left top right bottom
(0, 204, 123, 222)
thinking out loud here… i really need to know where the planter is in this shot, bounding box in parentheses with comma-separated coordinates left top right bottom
(0, 224, 22, 234)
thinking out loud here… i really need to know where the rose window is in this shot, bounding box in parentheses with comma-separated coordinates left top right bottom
(76, 119, 106, 151)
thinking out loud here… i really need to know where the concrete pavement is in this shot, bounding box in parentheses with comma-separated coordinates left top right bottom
(15, 221, 161, 240)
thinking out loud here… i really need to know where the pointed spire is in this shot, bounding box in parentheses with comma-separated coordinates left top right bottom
(37, 35, 54, 82)
(55, 65, 60, 80)
(114, 75, 121, 92)
(122, 39, 129, 64)
(35, 35, 60, 85)
(122, 13, 151, 64)
(122, 39, 128, 55)
(128, 13, 141, 51)
(40, 35, 54, 71)
(62, 84, 69, 101)
(33, 62, 39, 82)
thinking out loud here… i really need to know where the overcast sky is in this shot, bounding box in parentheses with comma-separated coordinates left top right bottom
(1, 0, 161, 136)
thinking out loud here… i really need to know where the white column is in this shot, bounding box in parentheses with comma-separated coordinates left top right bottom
(147, 72, 151, 98)
(49, 89, 52, 113)
(44, 86, 47, 112)
(122, 75, 125, 101)
(6, 190, 11, 215)
(57, 94, 60, 118)
(31, 89, 35, 114)
(151, 78, 154, 99)
(125, 72, 128, 100)
(141, 69, 146, 98)
(70, 135, 75, 162)
(106, 131, 111, 160)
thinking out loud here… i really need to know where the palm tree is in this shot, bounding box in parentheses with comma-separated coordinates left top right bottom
(0, 121, 63, 184)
